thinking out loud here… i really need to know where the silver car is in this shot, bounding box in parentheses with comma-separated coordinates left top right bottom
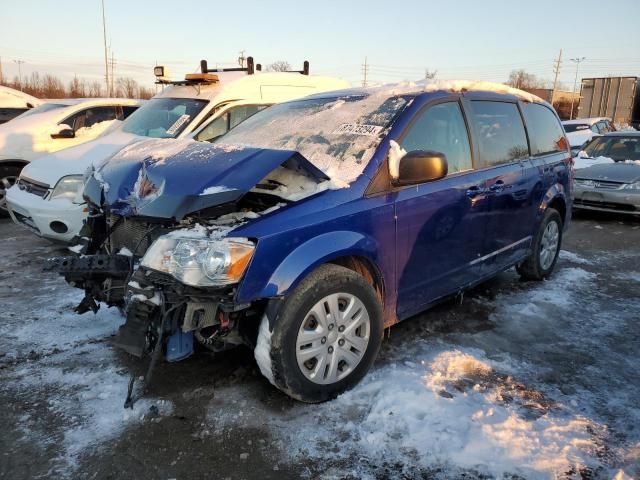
(573, 132, 640, 214)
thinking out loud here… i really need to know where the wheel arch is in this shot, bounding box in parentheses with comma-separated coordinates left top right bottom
(539, 183, 569, 227)
(0, 159, 29, 169)
(237, 230, 386, 328)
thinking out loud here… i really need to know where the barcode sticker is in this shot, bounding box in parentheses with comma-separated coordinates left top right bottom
(166, 114, 191, 135)
(332, 123, 383, 136)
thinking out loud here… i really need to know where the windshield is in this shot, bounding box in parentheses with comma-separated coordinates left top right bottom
(216, 94, 410, 184)
(584, 136, 640, 161)
(563, 124, 590, 133)
(17, 102, 67, 118)
(121, 98, 208, 138)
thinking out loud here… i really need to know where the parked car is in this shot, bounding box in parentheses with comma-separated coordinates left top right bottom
(0, 97, 141, 215)
(5, 59, 349, 241)
(0, 85, 41, 124)
(573, 131, 640, 214)
(562, 117, 615, 154)
(48, 82, 572, 403)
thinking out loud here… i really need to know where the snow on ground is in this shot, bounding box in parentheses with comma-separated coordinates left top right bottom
(209, 263, 638, 479)
(0, 288, 173, 471)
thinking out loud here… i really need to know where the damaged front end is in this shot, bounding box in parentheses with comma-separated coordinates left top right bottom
(46, 141, 331, 403)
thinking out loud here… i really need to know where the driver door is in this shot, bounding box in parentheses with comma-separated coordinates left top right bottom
(394, 99, 487, 319)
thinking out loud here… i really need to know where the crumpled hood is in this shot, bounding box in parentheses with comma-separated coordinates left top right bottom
(84, 140, 330, 219)
(19, 130, 141, 186)
(575, 162, 640, 183)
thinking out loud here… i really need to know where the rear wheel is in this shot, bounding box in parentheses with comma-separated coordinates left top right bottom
(255, 264, 383, 403)
(517, 208, 563, 280)
(0, 165, 21, 217)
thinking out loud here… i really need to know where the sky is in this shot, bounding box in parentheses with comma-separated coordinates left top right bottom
(1, 0, 639, 92)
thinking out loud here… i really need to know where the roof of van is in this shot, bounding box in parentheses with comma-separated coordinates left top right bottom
(299, 80, 546, 104)
(153, 71, 350, 103)
(37, 97, 143, 107)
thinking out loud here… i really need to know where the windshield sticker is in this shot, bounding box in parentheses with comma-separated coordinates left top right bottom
(166, 114, 191, 135)
(332, 123, 384, 137)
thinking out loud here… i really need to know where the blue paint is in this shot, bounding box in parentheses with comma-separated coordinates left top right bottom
(165, 330, 194, 362)
(95, 88, 572, 329)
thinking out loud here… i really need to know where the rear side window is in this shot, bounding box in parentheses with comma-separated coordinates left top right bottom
(522, 103, 567, 156)
(122, 106, 138, 119)
(400, 101, 472, 174)
(468, 101, 529, 168)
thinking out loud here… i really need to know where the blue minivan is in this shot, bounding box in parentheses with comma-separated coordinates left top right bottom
(52, 83, 572, 403)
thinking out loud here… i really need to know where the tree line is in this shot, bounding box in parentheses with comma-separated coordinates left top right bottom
(0, 72, 154, 99)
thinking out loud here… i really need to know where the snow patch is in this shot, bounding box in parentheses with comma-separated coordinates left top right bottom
(118, 247, 133, 257)
(199, 185, 235, 196)
(559, 250, 593, 265)
(574, 155, 615, 170)
(388, 139, 406, 180)
(254, 315, 275, 386)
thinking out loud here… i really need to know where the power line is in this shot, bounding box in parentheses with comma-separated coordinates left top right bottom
(13, 59, 25, 90)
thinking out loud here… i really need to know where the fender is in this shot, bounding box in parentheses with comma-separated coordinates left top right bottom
(236, 230, 381, 306)
(538, 181, 570, 228)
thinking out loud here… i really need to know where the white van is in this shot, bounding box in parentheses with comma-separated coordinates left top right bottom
(6, 58, 349, 241)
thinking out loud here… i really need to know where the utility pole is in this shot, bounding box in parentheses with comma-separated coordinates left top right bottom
(550, 49, 562, 106)
(570, 57, 586, 120)
(361, 56, 369, 87)
(238, 50, 246, 68)
(109, 51, 116, 96)
(101, 0, 109, 96)
(13, 59, 25, 91)
(0, 56, 3, 84)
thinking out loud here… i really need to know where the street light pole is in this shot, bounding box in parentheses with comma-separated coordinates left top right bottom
(570, 57, 586, 120)
(13, 60, 25, 91)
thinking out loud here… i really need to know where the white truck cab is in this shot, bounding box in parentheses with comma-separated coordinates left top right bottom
(6, 58, 349, 241)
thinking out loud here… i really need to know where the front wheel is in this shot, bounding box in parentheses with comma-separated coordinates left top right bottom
(255, 264, 383, 403)
(517, 208, 563, 280)
(0, 165, 21, 217)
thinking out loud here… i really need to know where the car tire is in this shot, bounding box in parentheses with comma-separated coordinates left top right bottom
(255, 263, 383, 403)
(0, 165, 21, 218)
(517, 208, 563, 281)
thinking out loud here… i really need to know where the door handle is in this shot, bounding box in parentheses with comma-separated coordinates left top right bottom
(487, 180, 505, 193)
(466, 185, 483, 198)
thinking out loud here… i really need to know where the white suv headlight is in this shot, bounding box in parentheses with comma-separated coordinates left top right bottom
(50, 175, 84, 202)
(140, 235, 255, 287)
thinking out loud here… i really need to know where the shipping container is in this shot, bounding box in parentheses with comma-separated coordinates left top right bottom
(577, 77, 640, 129)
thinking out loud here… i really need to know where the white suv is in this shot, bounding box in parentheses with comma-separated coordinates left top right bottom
(6, 59, 349, 241)
(0, 97, 141, 214)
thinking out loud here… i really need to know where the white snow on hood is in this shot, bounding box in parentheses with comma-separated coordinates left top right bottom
(574, 155, 615, 170)
(113, 137, 197, 166)
(18, 129, 141, 186)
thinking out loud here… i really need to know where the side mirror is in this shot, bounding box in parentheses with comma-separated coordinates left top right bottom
(51, 124, 75, 139)
(393, 150, 448, 186)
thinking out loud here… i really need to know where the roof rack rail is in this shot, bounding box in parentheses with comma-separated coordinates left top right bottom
(254, 61, 311, 76)
(200, 57, 256, 75)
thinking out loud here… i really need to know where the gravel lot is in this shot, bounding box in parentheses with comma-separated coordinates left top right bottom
(0, 212, 639, 480)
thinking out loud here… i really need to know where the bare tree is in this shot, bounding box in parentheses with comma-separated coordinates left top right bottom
(507, 69, 546, 89)
(89, 81, 102, 97)
(138, 86, 154, 100)
(116, 77, 138, 98)
(425, 69, 437, 81)
(42, 74, 65, 98)
(68, 75, 87, 98)
(266, 61, 292, 72)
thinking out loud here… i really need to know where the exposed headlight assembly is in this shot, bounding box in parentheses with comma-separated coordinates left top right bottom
(140, 235, 255, 287)
(50, 175, 84, 202)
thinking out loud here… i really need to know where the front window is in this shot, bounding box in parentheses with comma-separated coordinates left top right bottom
(122, 98, 208, 139)
(563, 124, 590, 133)
(584, 136, 640, 161)
(17, 103, 67, 118)
(217, 94, 411, 184)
